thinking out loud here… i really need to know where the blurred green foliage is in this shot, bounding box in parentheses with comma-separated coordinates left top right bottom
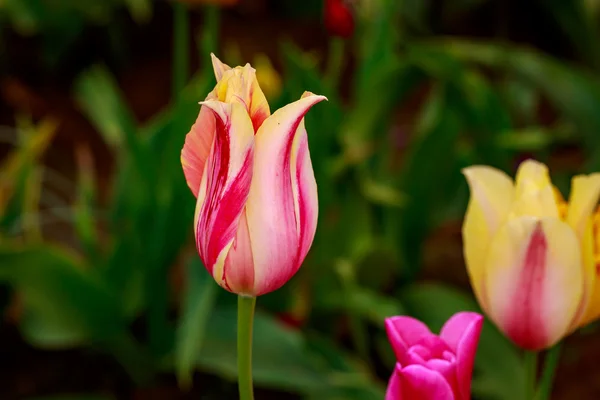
(2, 0, 600, 399)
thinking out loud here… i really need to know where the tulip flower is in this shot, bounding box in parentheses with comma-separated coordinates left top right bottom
(462, 159, 600, 350)
(385, 312, 483, 400)
(324, 0, 355, 38)
(181, 54, 326, 297)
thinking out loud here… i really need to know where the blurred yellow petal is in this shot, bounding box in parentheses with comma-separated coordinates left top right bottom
(562, 174, 600, 329)
(572, 218, 598, 328)
(510, 160, 559, 219)
(484, 217, 583, 350)
(566, 174, 600, 238)
(254, 53, 282, 101)
(462, 166, 514, 310)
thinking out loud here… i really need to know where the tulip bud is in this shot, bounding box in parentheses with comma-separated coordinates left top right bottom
(324, 0, 355, 38)
(384, 312, 483, 400)
(462, 159, 600, 350)
(181, 54, 326, 296)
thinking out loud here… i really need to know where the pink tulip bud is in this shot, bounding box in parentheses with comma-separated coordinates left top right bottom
(181, 54, 326, 296)
(384, 312, 483, 400)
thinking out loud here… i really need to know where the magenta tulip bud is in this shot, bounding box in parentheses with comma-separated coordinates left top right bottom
(384, 312, 483, 400)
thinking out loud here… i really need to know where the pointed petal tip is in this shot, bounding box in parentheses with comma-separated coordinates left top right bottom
(301, 91, 328, 102)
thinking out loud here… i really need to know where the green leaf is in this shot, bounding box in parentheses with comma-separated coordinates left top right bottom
(320, 286, 405, 327)
(431, 38, 600, 170)
(394, 86, 463, 281)
(197, 306, 329, 393)
(0, 244, 153, 384)
(175, 257, 218, 389)
(124, 0, 152, 24)
(0, 245, 124, 340)
(74, 65, 139, 154)
(401, 283, 526, 400)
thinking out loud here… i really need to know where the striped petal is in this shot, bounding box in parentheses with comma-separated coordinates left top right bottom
(194, 100, 255, 291)
(181, 106, 216, 197)
(245, 92, 326, 296)
(222, 210, 255, 295)
(484, 217, 583, 350)
(462, 166, 514, 311)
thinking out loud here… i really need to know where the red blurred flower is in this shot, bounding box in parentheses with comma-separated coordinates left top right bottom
(324, 0, 355, 38)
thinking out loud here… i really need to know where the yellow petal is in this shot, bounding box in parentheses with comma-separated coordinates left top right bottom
(566, 173, 600, 238)
(484, 217, 583, 350)
(462, 166, 514, 311)
(510, 160, 559, 219)
(212, 63, 270, 131)
(572, 218, 598, 328)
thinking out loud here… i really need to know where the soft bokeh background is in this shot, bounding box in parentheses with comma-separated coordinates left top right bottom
(1, 0, 600, 399)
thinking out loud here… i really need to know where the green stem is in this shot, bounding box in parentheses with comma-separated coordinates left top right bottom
(237, 295, 256, 400)
(524, 351, 538, 400)
(324, 37, 345, 91)
(335, 260, 370, 363)
(172, 1, 190, 99)
(534, 343, 562, 400)
(201, 5, 220, 69)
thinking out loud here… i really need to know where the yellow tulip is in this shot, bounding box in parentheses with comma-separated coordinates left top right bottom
(462, 159, 600, 350)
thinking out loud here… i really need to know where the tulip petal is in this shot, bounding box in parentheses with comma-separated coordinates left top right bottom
(194, 100, 255, 291)
(223, 210, 255, 295)
(565, 174, 600, 328)
(511, 160, 560, 218)
(484, 217, 583, 350)
(385, 366, 402, 400)
(440, 312, 483, 400)
(385, 316, 432, 362)
(462, 166, 514, 310)
(211, 53, 232, 81)
(245, 93, 326, 295)
(181, 106, 216, 197)
(213, 62, 270, 132)
(400, 364, 455, 400)
(566, 174, 600, 237)
(424, 359, 459, 399)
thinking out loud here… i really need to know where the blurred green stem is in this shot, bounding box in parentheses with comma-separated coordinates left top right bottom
(237, 295, 256, 400)
(336, 260, 370, 363)
(534, 343, 562, 400)
(524, 351, 538, 399)
(173, 1, 190, 98)
(325, 37, 345, 91)
(201, 6, 220, 71)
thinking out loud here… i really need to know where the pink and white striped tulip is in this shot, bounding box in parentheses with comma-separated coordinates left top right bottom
(181, 54, 326, 296)
(385, 312, 483, 400)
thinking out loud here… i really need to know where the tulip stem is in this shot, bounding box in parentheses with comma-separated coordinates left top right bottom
(237, 295, 256, 400)
(534, 343, 562, 400)
(524, 351, 538, 400)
